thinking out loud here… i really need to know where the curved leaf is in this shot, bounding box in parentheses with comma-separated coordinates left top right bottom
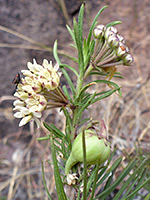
(106, 21, 122, 28)
(87, 6, 108, 47)
(60, 64, 79, 77)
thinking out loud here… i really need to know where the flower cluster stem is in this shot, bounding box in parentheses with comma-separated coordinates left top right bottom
(84, 64, 94, 80)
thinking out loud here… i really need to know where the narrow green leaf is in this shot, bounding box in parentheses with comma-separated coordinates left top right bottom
(78, 3, 84, 50)
(76, 92, 96, 118)
(92, 89, 120, 104)
(84, 39, 95, 70)
(89, 71, 124, 79)
(77, 79, 121, 101)
(60, 63, 79, 77)
(95, 158, 137, 199)
(124, 178, 150, 200)
(49, 123, 65, 137)
(122, 157, 150, 200)
(61, 107, 72, 147)
(41, 161, 52, 200)
(103, 158, 123, 191)
(79, 118, 91, 126)
(76, 81, 97, 101)
(69, 56, 78, 63)
(86, 165, 101, 197)
(73, 17, 84, 74)
(44, 122, 64, 139)
(89, 39, 95, 55)
(37, 135, 50, 141)
(90, 163, 99, 200)
(53, 40, 61, 65)
(96, 157, 122, 190)
(66, 25, 76, 45)
(61, 137, 67, 159)
(62, 107, 72, 129)
(87, 6, 108, 47)
(50, 136, 67, 200)
(94, 79, 121, 91)
(70, 44, 77, 49)
(103, 171, 114, 190)
(113, 168, 145, 200)
(62, 85, 72, 103)
(106, 21, 122, 28)
(60, 67, 76, 97)
(122, 168, 147, 200)
(53, 140, 63, 154)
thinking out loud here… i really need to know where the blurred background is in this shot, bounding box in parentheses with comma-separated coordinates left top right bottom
(0, 0, 150, 199)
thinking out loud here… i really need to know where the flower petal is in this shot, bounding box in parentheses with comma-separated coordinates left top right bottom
(19, 115, 32, 127)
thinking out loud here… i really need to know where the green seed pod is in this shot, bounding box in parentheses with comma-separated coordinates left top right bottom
(65, 129, 111, 175)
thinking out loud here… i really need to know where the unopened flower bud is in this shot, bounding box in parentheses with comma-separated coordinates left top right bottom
(66, 173, 78, 185)
(65, 129, 111, 175)
(116, 43, 129, 56)
(105, 29, 116, 39)
(107, 35, 119, 47)
(94, 24, 105, 38)
(123, 54, 134, 65)
(117, 34, 125, 43)
(107, 26, 118, 34)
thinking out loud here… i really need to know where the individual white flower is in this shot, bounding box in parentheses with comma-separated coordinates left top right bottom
(13, 99, 25, 108)
(14, 91, 29, 101)
(66, 173, 78, 185)
(25, 94, 47, 112)
(27, 59, 43, 75)
(13, 102, 42, 127)
(21, 70, 34, 77)
(18, 115, 32, 127)
(22, 76, 42, 94)
(14, 106, 31, 117)
(38, 60, 60, 90)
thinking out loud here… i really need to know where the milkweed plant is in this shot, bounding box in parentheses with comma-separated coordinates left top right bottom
(13, 4, 150, 200)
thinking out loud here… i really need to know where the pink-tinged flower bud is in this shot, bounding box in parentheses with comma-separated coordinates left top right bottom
(94, 24, 106, 39)
(107, 26, 118, 34)
(107, 35, 120, 47)
(116, 43, 129, 56)
(117, 34, 125, 43)
(104, 29, 116, 40)
(123, 54, 134, 65)
(65, 129, 111, 175)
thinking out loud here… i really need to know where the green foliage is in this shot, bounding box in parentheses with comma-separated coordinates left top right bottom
(37, 3, 150, 200)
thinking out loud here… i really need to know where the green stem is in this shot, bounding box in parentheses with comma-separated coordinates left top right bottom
(65, 152, 78, 175)
(71, 108, 79, 140)
(83, 63, 94, 80)
(90, 162, 99, 200)
(76, 74, 84, 97)
(41, 161, 52, 200)
(82, 130, 87, 200)
(54, 87, 68, 103)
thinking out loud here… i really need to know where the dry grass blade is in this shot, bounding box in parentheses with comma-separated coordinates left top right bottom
(59, 0, 72, 26)
(0, 25, 71, 57)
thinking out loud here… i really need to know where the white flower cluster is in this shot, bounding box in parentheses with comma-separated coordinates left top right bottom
(93, 25, 133, 67)
(13, 59, 61, 127)
(66, 173, 78, 185)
